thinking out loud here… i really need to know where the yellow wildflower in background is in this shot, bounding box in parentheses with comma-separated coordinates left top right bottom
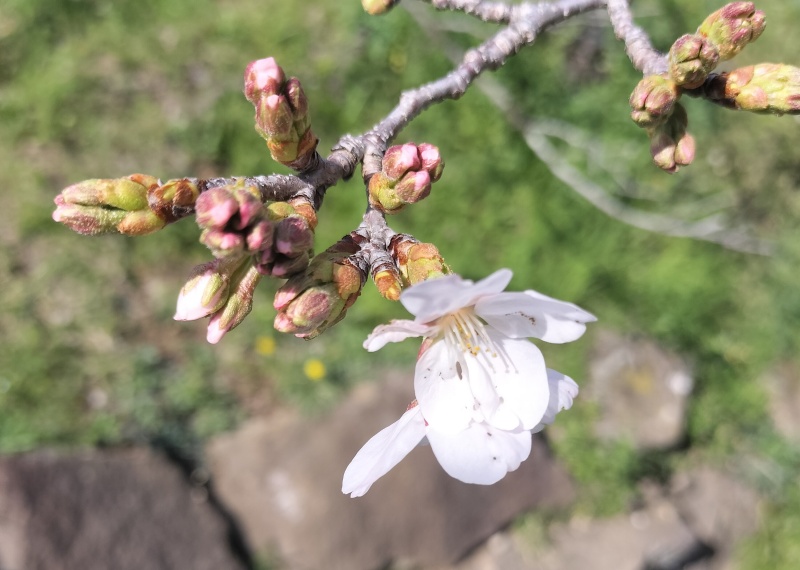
(303, 358, 326, 382)
(255, 336, 276, 356)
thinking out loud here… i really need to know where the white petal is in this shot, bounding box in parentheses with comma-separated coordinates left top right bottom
(363, 319, 434, 352)
(342, 405, 426, 498)
(400, 269, 513, 323)
(475, 289, 596, 343)
(468, 331, 550, 430)
(414, 341, 474, 435)
(531, 369, 579, 433)
(426, 422, 532, 485)
(461, 348, 519, 430)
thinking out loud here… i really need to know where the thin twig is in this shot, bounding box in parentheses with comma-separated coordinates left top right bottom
(407, 2, 773, 255)
(606, 0, 667, 75)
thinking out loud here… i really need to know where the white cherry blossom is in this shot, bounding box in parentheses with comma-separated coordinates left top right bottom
(342, 269, 595, 497)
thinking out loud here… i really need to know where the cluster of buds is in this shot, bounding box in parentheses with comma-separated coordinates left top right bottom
(176, 180, 317, 342)
(629, 3, 771, 172)
(648, 104, 696, 173)
(629, 76, 694, 173)
(368, 143, 444, 214)
(273, 235, 366, 339)
(196, 183, 272, 258)
(244, 57, 318, 171)
(174, 255, 262, 344)
(667, 2, 765, 90)
(194, 182, 316, 277)
(53, 175, 200, 235)
(362, 0, 398, 15)
(708, 63, 800, 115)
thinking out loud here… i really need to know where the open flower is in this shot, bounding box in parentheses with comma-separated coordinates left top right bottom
(342, 269, 595, 497)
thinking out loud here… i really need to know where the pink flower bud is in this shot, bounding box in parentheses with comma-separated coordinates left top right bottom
(174, 259, 237, 321)
(244, 57, 285, 103)
(206, 265, 262, 344)
(195, 187, 239, 230)
(272, 236, 366, 338)
(383, 143, 422, 181)
(275, 216, 314, 255)
(394, 171, 431, 205)
(418, 143, 444, 181)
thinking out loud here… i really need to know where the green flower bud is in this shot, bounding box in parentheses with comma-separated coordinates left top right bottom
(698, 2, 766, 61)
(648, 103, 695, 173)
(53, 174, 167, 236)
(669, 34, 720, 89)
(206, 264, 262, 344)
(273, 236, 365, 339)
(388, 235, 450, 286)
(629, 75, 680, 128)
(724, 63, 800, 114)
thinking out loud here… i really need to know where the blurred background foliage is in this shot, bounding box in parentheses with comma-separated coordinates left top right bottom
(1, 0, 799, 566)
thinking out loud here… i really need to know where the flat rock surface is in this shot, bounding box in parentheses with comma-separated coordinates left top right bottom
(671, 467, 762, 570)
(588, 330, 693, 450)
(206, 372, 576, 570)
(0, 448, 246, 570)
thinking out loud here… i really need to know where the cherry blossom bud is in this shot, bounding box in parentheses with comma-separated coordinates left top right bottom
(389, 234, 449, 286)
(255, 201, 315, 277)
(174, 256, 247, 321)
(53, 175, 166, 236)
(394, 170, 432, 204)
(244, 58, 319, 171)
(721, 63, 800, 114)
(244, 57, 285, 103)
(196, 185, 273, 258)
(362, 0, 398, 15)
(372, 266, 403, 301)
(648, 103, 695, 173)
(285, 77, 310, 135)
(273, 236, 365, 339)
(698, 2, 766, 61)
(668, 34, 720, 89)
(206, 265, 262, 344)
(383, 143, 422, 181)
(148, 178, 201, 223)
(418, 143, 444, 182)
(368, 142, 444, 214)
(629, 75, 680, 128)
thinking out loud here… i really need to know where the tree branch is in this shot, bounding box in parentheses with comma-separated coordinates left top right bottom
(606, 0, 667, 75)
(407, 1, 773, 256)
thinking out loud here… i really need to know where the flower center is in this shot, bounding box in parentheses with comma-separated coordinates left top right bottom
(439, 308, 497, 358)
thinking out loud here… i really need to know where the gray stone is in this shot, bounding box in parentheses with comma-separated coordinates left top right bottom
(206, 372, 575, 570)
(670, 467, 763, 570)
(514, 485, 700, 570)
(588, 330, 693, 450)
(0, 448, 246, 570)
(762, 361, 800, 443)
(438, 531, 539, 570)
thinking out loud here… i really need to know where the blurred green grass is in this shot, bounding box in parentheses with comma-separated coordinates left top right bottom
(1, 0, 800, 565)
